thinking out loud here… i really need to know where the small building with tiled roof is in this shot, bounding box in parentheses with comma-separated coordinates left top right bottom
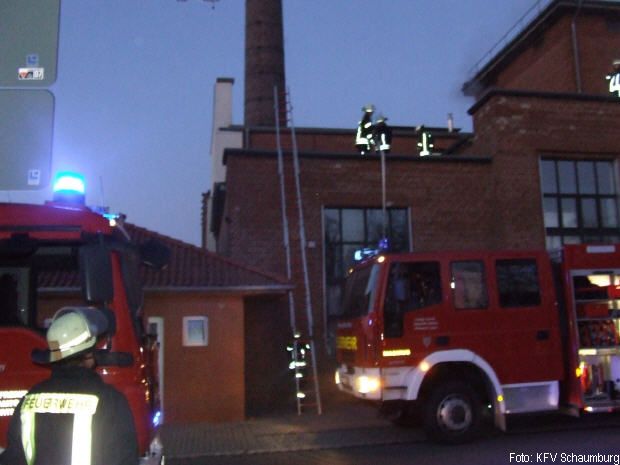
(128, 224, 294, 424)
(41, 222, 293, 424)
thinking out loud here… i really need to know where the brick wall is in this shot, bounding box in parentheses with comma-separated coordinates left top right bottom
(470, 92, 620, 249)
(222, 150, 495, 342)
(247, 127, 466, 157)
(474, 8, 620, 97)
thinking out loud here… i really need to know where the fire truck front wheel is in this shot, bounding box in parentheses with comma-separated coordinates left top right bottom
(422, 381, 482, 444)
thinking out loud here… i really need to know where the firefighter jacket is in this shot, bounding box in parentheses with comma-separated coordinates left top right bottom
(355, 112, 374, 153)
(1, 365, 138, 465)
(374, 121, 392, 153)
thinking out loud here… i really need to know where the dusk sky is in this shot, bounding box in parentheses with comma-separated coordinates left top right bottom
(2, 0, 541, 246)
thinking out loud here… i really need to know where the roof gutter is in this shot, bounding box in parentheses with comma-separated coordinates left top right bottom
(143, 284, 293, 295)
(40, 285, 293, 295)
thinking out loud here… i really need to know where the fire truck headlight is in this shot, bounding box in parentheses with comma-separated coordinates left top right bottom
(356, 375, 380, 394)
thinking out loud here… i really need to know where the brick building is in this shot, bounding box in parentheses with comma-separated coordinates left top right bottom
(205, 0, 620, 407)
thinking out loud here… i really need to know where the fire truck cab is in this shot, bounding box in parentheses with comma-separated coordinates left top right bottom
(0, 175, 166, 462)
(335, 245, 620, 443)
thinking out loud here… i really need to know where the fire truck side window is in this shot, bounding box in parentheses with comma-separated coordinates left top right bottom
(384, 261, 441, 338)
(385, 262, 441, 312)
(451, 261, 488, 309)
(496, 259, 541, 307)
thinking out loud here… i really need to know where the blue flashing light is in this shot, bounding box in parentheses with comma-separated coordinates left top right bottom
(52, 172, 86, 205)
(152, 410, 162, 427)
(53, 172, 85, 194)
(354, 247, 378, 262)
(378, 237, 389, 251)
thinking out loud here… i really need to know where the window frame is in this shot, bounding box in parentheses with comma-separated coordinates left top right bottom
(450, 260, 489, 310)
(182, 316, 209, 347)
(324, 207, 410, 318)
(540, 158, 620, 248)
(495, 258, 542, 308)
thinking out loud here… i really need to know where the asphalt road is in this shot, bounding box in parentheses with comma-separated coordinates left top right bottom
(168, 413, 620, 465)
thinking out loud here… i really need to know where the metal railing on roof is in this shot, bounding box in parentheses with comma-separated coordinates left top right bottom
(467, 0, 551, 79)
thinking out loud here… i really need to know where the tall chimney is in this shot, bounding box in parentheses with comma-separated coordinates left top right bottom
(244, 0, 286, 127)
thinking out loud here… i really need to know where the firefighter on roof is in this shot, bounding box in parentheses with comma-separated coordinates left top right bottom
(606, 59, 620, 97)
(355, 104, 375, 155)
(374, 114, 392, 154)
(1, 307, 138, 465)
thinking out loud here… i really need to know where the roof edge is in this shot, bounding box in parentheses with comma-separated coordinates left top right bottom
(224, 147, 492, 164)
(463, 0, 620, 95)
(468, 87, 620, 114)
(144, 285, 293, 294)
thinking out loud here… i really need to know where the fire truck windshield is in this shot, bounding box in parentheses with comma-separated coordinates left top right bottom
(0, 239, 137, 335)
(340, 263, 381, 318)
(0, 243, 82, 330)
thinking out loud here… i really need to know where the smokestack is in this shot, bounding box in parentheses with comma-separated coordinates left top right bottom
(244, 0, 286, 127)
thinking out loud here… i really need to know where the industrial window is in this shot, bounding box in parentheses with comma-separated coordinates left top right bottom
(324, 207, 409, 318)
(540, 159, 620, 249)
(495, 259, 541, 308)
(451, 261, 488, 309)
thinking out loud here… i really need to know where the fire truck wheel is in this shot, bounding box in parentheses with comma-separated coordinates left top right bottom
(423, 381, 482, 444)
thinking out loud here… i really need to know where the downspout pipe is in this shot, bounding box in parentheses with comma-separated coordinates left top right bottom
(571, 0, 583, 93)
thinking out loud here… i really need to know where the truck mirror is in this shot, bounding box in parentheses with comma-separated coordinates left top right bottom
(140, 239, 170, 270)
(79, 243, 114, 303)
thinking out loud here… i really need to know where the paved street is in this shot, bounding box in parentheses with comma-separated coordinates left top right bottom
(169, 425, 620, 465)
(164, 399, 620, 465)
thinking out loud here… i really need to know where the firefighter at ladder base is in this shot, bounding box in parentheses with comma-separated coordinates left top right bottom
(0, 307, 138, 465)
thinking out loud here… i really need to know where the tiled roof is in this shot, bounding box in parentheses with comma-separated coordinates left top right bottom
(125, 223, 291, 293)
(38, 223, 291, 294)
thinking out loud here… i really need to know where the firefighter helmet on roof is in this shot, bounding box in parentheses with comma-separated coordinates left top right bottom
(46, 307, 109, 362)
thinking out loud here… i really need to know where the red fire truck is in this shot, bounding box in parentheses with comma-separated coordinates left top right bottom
(0, 174, 166, 462)
(335, 244, 620, 442)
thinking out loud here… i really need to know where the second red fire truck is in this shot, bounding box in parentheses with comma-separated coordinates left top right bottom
(335, 244, 620, 442)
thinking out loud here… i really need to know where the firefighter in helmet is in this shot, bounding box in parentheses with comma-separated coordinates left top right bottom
(606, 59, 620, 97)
(1, 307, 138, 465)
(373, 114, 392, 154)
(355, 104, 375, 155)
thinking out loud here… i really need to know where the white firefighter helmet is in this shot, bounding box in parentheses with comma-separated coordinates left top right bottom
(362, 104, 375, 113)
(46, 307, 109, 362)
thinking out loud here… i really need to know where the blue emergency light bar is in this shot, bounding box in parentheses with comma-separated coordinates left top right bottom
(52, 172, 86, 205)
(53, 172, 85, 194)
